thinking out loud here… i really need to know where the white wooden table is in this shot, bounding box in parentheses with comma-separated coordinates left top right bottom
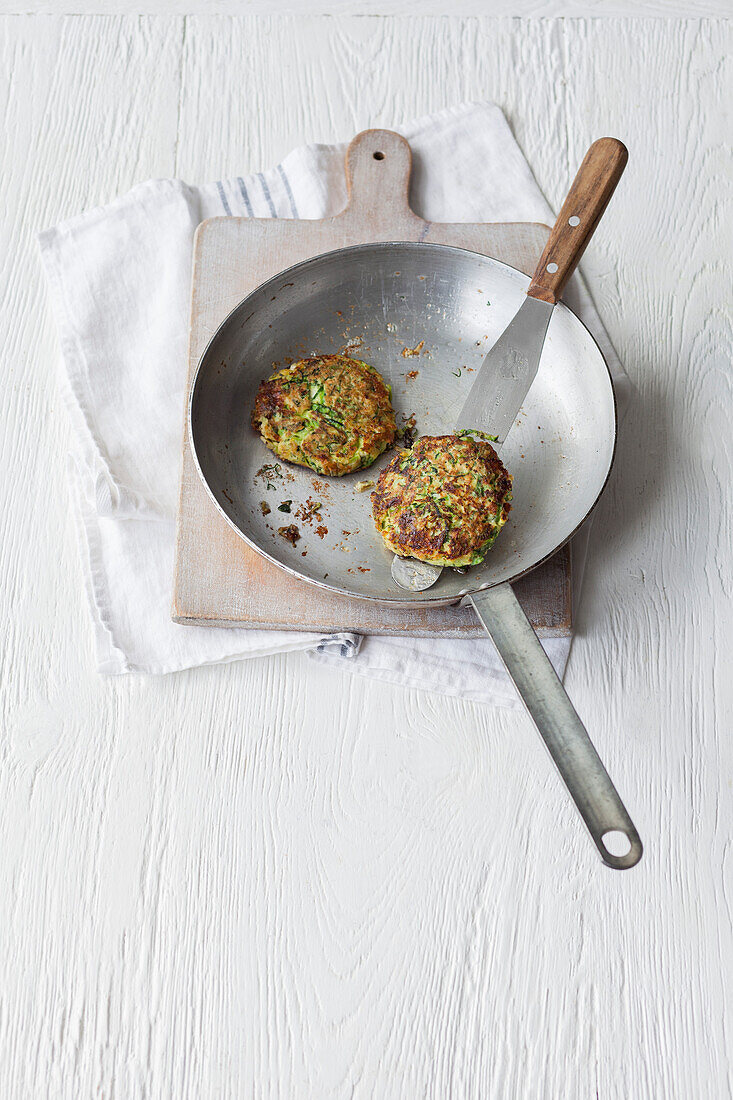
(1, 6, 731, 1097)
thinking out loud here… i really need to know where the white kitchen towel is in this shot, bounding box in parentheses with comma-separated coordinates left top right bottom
(40, 101, 628, 703)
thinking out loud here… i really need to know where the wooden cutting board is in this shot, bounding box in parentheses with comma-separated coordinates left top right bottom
(173, 129, 572, 638)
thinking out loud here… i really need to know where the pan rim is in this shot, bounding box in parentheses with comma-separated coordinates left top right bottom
(188, 239, 618, 607)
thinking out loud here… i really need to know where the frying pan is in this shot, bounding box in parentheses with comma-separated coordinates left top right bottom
(189, 160, 642, 870)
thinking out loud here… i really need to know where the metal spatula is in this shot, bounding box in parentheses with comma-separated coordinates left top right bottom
(392, 137, 628, 593)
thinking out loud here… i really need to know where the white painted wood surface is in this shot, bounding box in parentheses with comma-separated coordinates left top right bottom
(1, 12, 731, 1099)
(2, 2, 730, 17)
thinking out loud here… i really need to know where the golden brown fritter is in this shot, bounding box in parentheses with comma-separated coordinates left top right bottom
(251, 355, 396, 477)
(371, 434, 512, 567)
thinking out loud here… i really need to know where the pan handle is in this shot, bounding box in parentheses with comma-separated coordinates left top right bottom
(470, 582, 643, 869)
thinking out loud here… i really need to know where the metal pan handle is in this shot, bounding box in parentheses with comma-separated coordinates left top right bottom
(470, 582, 643, 869)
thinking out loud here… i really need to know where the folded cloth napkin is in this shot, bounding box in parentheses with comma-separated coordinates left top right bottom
(39, 101, 628, 704)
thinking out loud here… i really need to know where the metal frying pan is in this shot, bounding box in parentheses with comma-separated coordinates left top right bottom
(191, 243, 613, 605)
(189, 210, 642, 870)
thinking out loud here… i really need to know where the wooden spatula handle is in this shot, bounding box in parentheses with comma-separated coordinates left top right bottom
(527, 137, 628, 305)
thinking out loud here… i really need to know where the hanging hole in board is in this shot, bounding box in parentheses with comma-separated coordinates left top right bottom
(373, 151, 385, 161)
(601, 830, 632, 857)
(568, 215, 581, 226)
(546, 262, 559, 274)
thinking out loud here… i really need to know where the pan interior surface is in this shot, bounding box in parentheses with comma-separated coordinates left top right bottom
(190, 242, 616, 603)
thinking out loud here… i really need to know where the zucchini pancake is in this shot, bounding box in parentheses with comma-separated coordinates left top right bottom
(371, 435, 513, 568)
(251, 355, 396, 477)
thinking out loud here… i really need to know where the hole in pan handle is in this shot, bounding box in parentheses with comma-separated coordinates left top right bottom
(470, 582, 643, 870)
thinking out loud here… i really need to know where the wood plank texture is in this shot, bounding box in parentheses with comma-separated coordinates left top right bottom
(1, 12, 731, 1100)
(1, 2, 729, 16)
(173, 130, 572, 637)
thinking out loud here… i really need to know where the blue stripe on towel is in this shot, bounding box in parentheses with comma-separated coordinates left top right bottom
(257, 172, 278, 217)
(215, 181, 232, 215)
(316, 633, 359, 658)
(276, 164, 299, 218)
(236, 178, 254, 217)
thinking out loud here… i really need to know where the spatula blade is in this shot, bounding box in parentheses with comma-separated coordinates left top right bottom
(454, 296, 554, 443)
(391, 296, 554, 592)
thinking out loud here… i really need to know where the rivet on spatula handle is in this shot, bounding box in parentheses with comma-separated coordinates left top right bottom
(527, 137, 628, 305)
